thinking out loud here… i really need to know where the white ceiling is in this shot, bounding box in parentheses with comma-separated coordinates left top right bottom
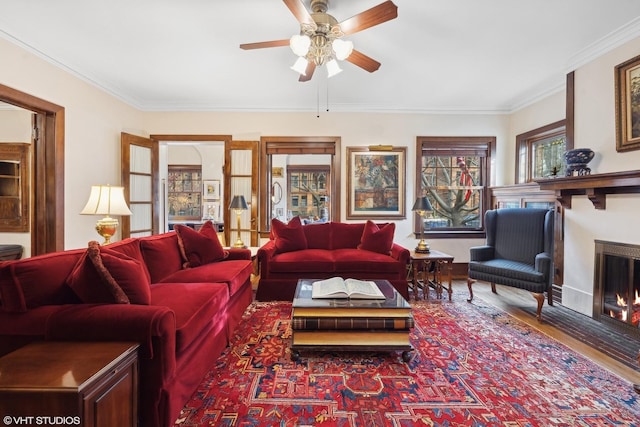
(2, 0, 640, 113)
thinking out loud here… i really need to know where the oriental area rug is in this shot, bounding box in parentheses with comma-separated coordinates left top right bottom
(174, 298, 640, 426)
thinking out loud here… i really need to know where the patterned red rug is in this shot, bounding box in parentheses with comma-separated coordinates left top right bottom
(175, 299, 640, 426)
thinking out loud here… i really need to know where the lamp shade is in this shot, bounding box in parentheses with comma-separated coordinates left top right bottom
(229, 195, 248, 210)
(290, 34, 311, 57)
(326, 59, 343, 78)
(81, 185, 132, 216)
(332, 39, 354, 60)
(412, 197, 433, 212)
(291, 56, 309, 75)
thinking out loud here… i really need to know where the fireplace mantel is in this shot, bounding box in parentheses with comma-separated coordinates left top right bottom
(535, 170, 640, 209)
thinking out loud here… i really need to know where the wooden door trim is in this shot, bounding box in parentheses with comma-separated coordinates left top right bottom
(0, 83, 64, 255)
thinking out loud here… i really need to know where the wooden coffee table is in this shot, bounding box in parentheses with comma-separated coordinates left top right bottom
(291, 279, 413, 361)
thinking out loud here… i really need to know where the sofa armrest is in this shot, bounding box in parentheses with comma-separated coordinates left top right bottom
(535, 252, 553, 280)
(390, 243, 410, 265)
(45, 304, 176, 378)
(225, 248, 251, 261)
(470, 245, 494, 262)
(257, 241, 277, 277)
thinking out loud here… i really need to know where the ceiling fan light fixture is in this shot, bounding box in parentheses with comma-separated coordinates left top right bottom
(289, 34, 311, 57)
(332, 39, 353, 60)
(291, 56, 309, 75)
(326, 59, 342, 78)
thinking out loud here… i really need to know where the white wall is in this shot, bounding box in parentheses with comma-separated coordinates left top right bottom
(0, 37, 145, 250)
(4, 22, 640, 318)
(142, 112, 511, 260)
(562, 37, 640, 315)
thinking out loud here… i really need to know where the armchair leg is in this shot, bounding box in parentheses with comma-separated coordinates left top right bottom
(491, 283, 497, 294)
(467, 278, 475, 302)
(532, 292, 544, 322)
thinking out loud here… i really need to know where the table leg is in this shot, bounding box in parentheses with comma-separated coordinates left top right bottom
(444, 259, 453, 301)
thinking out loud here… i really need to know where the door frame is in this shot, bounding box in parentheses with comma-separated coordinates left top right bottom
(0, 83, 64, 255)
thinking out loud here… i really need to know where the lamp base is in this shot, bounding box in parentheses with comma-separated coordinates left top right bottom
(232, 239, 247, 249)
(96, 217, 119, 245)
(415, 240, 430, 254)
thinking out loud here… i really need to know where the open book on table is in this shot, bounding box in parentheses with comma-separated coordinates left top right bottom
(311, 277, 385, 300)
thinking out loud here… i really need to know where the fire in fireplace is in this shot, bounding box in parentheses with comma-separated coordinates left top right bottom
(594, 240, 640, 334)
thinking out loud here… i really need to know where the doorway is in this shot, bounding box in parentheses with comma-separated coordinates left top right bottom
(0, 84, 64, 255)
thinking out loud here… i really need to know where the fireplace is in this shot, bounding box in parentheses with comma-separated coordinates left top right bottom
(593, 240, 640, 336)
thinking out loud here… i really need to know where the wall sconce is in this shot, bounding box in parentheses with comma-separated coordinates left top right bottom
(229, 195, 248, 248)
(412, 196, 433, 253)
(80, 185, 132, 244)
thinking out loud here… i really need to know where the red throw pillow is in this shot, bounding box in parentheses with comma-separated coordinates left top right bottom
(67, 241, 151, 305)
(174, 221, 227, 268)
(357, 221, 396, 255)
(271, 216, 308, 253)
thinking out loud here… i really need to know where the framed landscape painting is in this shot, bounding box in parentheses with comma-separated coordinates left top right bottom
(346, 146, 406, 219)
(615, 53, 640, 152)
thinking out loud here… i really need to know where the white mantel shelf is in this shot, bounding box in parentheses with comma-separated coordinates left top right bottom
(535, 170, 640, 210)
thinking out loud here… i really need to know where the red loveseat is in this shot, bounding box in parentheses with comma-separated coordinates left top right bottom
(256, 219, 410, 301)
(0, 228, 253, 427)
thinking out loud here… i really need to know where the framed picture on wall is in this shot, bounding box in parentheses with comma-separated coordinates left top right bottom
(202, 201, 220, 221)
(615, 53, 640, 152)
(346, 146, 406, 219)
(203, 180, 220, 200)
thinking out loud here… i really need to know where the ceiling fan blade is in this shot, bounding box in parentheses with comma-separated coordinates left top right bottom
(239, 39, 291, 50)
(345, 50, 381, 73)
(338, 1, 398, 35)
(283, 0, 315, 25)
(299, 62, 316, 82)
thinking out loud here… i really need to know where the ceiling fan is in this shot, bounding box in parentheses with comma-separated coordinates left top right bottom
(240, 0, 398, 82)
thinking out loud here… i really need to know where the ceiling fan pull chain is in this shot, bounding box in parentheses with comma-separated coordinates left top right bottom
(316, 77, 320, 118)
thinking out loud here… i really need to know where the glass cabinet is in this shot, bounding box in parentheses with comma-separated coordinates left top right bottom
(0, 143, 29, 232)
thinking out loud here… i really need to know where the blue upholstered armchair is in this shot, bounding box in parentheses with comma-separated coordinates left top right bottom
(467, 208, 554, 320)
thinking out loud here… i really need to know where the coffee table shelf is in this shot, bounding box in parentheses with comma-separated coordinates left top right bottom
(291, 279, 413, 361)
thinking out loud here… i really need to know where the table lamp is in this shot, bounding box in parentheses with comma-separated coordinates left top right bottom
(412, 196, 433, 253)
(229, 195, 248, 248)
(81, 185, 132, 244)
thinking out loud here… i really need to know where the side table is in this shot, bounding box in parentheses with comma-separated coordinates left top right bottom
(0, 341, 139, 427)
(408, 249, 454, 301)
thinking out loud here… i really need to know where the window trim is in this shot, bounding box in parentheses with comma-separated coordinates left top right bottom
(515, 120, 568, 183)
(416, 136, 494, 239)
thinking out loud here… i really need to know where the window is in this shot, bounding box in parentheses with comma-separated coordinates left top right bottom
(167, 165, 202, 220)
(287, 166, 330, 220)
(416, 137, 494, 238)
(516, 120, 568, 183)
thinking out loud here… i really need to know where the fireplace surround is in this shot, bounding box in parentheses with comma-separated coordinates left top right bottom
(593, 240, 640, 336)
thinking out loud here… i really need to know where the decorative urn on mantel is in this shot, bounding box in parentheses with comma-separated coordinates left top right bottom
(564, 148, 595, 176)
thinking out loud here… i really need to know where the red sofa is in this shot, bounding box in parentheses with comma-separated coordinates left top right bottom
(0, 229, 253, 427)
(256, 220, 410, 301)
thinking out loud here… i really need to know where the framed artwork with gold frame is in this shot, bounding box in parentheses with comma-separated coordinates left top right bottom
(346, 146, 406, 219)
(615, 53, 640, 152)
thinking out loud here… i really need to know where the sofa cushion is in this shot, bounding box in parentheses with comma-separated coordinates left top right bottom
(108, 237, 151, 284)
(332, 248, 403, 274)
(358, 221, 395, 255)
(272, 216, 307, 253)
(67, 242, 151, 305)
(268, 249, 335, 273)
(469, 259, 545, 283)
(330, 222, 365, 249)
(174, 221, 227, 268)
(151, 282, 229, 353)
(0, 250, 83, 313)
(303, 222, 332, 250)
(140, 233, 183, 283)
(160, 260, 253, 297)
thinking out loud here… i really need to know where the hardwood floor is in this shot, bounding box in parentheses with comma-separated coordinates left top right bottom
(446, 280, 640, 386)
